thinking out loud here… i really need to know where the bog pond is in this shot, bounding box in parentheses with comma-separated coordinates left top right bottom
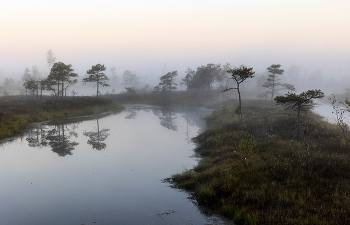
(0, 105, 234, 225)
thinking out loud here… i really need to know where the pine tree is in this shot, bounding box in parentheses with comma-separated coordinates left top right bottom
(83, 64, 109, 96)
(262, 64, 295, 100)
(47, 62, 78, 98)
(154, 71, 178, 92)
(222, 65, 255, 120)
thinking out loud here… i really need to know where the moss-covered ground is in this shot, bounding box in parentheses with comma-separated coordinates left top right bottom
(171, 99, 350, 225)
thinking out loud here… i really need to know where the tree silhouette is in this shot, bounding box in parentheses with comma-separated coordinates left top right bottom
(180, 68, 194, 92)
(46, 49, 56, 71)
(154, 71, 178, 92)
(274, 89, 325, 120)
(47, 62, 78, 98)
(262, 64, 295, 100)
(222, 65, 255, 120)
(110, 66, 118, 85)
(122, 70, 138, 86)
(83, 64, 109, 97)
(188, 64, 224, 91)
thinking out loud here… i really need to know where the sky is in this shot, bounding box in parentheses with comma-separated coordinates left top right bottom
(1, 0, 349, 84)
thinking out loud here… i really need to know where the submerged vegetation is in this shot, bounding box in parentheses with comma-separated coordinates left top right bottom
(0, 95, 123, 139)
(171, 99, 350, 224)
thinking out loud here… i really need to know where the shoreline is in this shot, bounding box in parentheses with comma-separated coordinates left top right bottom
(0, 95, 124, 140)
(170, 99, 350, 224)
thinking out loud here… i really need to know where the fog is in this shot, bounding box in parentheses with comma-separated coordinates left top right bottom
(1, 0, 350, 96)
(1, 49, 349, 97)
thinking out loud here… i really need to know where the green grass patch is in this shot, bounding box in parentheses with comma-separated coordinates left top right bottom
(171, 99, 350, 224)
(0, 96, 124, 139)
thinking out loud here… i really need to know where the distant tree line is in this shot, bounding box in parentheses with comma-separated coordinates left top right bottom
(20, 50, 111, 102)
(8, 49, 300, 108)
(152, 63, 232, 93)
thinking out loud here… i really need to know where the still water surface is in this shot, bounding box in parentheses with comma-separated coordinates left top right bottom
(0, 105, 234, 225)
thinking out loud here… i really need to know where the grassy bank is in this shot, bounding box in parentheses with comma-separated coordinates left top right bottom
(0, 95, 124, 139)
(171, 100, 350, 224)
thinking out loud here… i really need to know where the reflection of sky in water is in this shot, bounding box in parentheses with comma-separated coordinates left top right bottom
(0, 105, 233, 225)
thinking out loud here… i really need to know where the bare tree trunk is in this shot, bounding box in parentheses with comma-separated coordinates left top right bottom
(271, 76, 275, 100)
(97, 80, 99, 97)
(61, 80, 64, 99)
(57, 83, 60, 98)
(237, 85, 242, 120)
(40, 80, 43, 103)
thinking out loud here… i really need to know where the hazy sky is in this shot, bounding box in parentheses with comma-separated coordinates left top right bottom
(1, 0, 349, 79)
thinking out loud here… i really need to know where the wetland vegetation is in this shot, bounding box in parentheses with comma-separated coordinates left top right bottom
(0, 95, 123, 139)
(2, 60, 350, 224)
(171, 99, 350, 225)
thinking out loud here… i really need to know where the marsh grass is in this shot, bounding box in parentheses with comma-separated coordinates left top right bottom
(0, 95, 124, 139)
(171, 100, 350, 224)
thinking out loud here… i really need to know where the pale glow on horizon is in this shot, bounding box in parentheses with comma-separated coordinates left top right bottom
(0, 0, 349, 76)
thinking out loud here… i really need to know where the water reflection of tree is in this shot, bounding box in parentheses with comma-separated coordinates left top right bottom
(26, 124, 79, 157)
(125, 108, 137, 119)
(125, 106, 151, 119)
(44, 124, 79, 156)
(26, 128, 48, 148)
(181, 111, 196, 142)
(83, 119, 110, 150)
(152, 108, 178, 131)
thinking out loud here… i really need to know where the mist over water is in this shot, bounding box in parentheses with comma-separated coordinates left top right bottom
(1, 2, 349, 224)
(0, 105, 236, 225)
